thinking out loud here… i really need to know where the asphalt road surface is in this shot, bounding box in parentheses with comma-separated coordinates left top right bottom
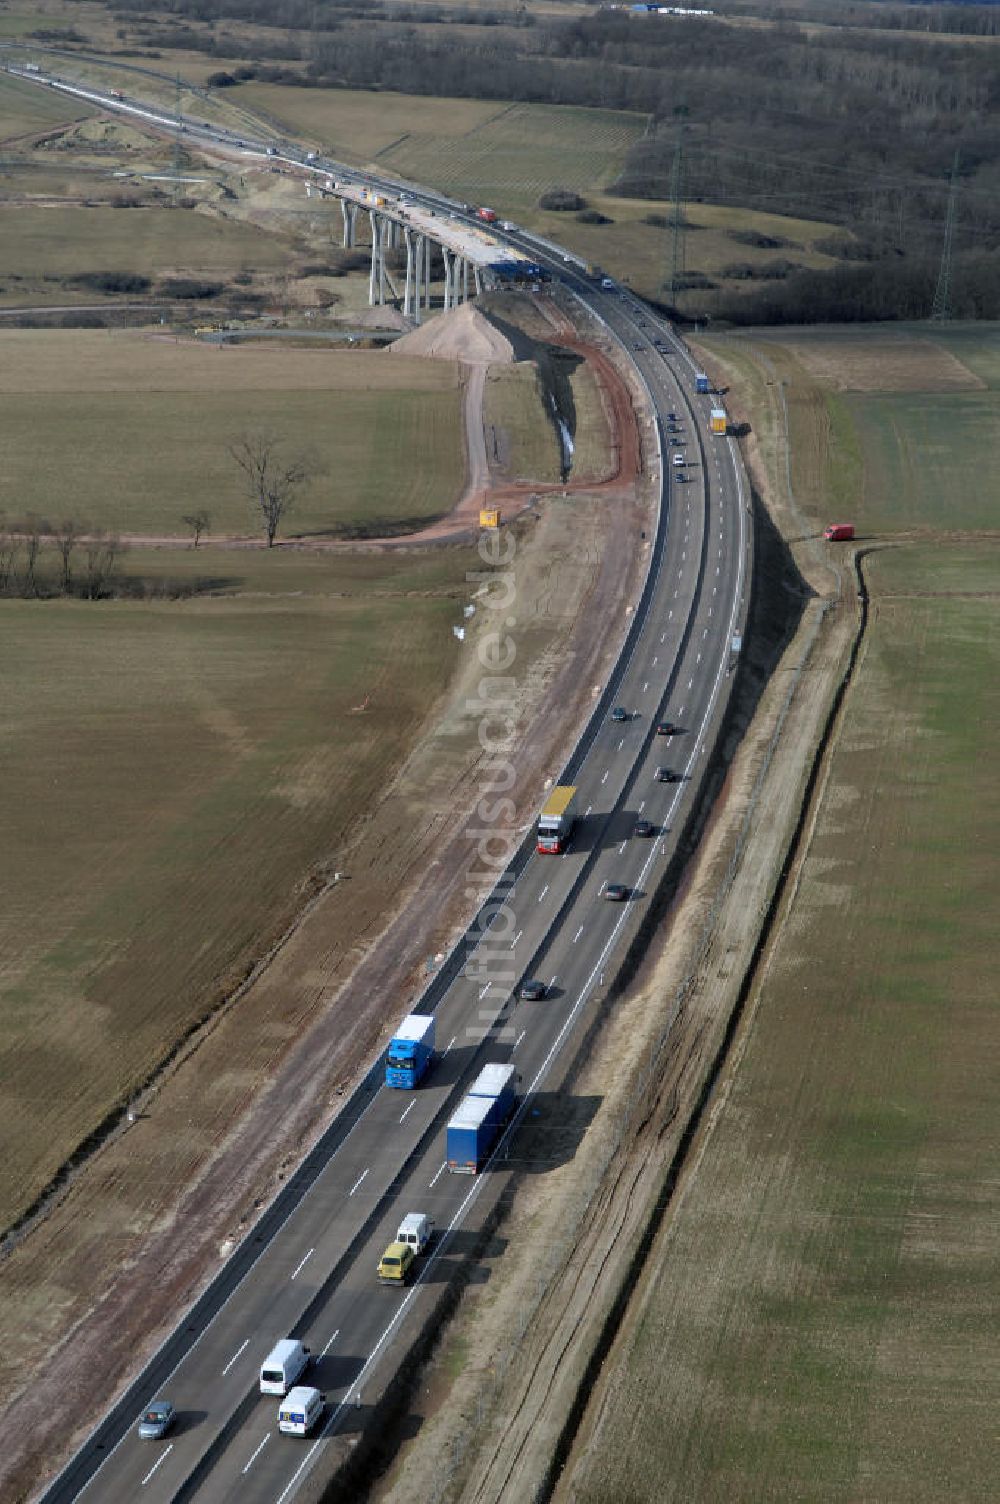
(15, 68, 751, 1504)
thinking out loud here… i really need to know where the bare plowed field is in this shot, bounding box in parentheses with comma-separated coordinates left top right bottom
(0, 546, 469, 1236)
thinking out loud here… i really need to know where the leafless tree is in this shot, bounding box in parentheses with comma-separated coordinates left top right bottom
(84, 531, 123, 600)
(55, 518, 84, 593)
(181, 509, 211, 549)
(21, 515, 49, 597)
(228, 433, 309, 547)
(0, 515, 19, 594)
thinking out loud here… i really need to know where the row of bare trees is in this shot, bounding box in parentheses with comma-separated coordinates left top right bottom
(0, 437, 310, 601)
(0, 517, 123, 599)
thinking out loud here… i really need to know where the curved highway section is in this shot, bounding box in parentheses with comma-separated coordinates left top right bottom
(6, 63, 752, 1504)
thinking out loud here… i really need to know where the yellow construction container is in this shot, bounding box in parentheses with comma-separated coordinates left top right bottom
(479, 508, 500, 530)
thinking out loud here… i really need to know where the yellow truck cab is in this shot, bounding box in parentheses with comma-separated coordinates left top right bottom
(377, 1240, 415, 1285)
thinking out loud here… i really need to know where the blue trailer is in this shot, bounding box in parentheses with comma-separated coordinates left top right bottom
(446, 1064, 518, 1173)
(695, 372, 711, 394)
(468, 1063, 518, 1116)
(385, 1013, 435, 1089)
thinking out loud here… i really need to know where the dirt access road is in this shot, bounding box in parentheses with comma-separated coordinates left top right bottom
(0, 294, 651, 1504)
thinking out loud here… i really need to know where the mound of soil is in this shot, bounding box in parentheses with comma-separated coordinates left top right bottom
(391, 301, 533, 364)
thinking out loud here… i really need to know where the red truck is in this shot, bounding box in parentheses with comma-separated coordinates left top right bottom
(476, 206, 498, 223)
(824, 523, 855, 541)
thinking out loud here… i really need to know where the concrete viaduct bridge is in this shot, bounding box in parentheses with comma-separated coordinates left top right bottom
(310, 174, 543, 323)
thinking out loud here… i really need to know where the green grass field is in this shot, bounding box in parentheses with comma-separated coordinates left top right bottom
(483, 365, 562, 484)
(0, 332, 465, 536)
(843, 389, 1000, 532)
(0, 206, 288, 292)
(516, 195, 848, 305)
(567, 328, 1000, 1502)
(923, 322, 1000, 390)
(0, 70, 94, 136)
(0, 543, 472, 1231)
(237, 84, 504, 163)
(237, 85, 645, 213)
(737, 325, 1000, 534)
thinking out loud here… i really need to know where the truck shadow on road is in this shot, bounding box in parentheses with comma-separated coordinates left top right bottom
(502, 1091, 602, 1175)
(427, 1041, 491, 1090)
(419, 1227, 509, 1288)
(333, 1397, 423, 1443)
(583, 806, 661, 855)
(311, 1351, 364, 1393)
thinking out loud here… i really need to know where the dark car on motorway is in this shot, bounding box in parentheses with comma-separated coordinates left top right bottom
(519, 979, 547, 1001)
(604, 883, 629, 901)
(634, 819, 655, 838)
(667, 411, 678, 420)
(656, 721, 678, 736)
(138, 1401, 175, 1441)
(654, 767, 680, 783)
(610, 705, 629, 722)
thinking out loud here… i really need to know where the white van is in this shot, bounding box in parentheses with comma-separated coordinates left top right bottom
(397, 1213, 434, 1255)
(260, 1339, 310, 1396)
(277, 1386, 325, 1437)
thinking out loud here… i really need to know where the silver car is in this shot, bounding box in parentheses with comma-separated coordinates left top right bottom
(138, 1400, 175, 1440)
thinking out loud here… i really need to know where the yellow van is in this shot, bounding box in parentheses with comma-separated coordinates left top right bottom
(377, 1241, 415, 1286)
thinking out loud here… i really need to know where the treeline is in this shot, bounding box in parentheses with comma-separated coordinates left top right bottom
(718, 0, 1000, 37)
(0, 519, 233, 600)
(0, 518, 124, 600)
(103, 0, 1000, 320)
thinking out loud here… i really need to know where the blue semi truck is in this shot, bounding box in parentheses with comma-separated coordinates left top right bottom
(385, 1013, 435, 1089)
(446, 1063, 518, 1173)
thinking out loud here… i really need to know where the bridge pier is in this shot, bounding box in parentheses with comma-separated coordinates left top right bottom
(368, 210, 388, 306)
(404, 229, 415, 322)
(362, 207, 486, 320)
(340, 199, 358, 248)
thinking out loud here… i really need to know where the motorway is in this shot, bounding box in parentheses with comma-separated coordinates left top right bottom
(14, 64, 752, 1504)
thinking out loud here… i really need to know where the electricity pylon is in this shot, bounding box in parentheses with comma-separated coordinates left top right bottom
(931, 151, 960, 322)
(666, 126, 686, 309)
(172, 73, 185, 196)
